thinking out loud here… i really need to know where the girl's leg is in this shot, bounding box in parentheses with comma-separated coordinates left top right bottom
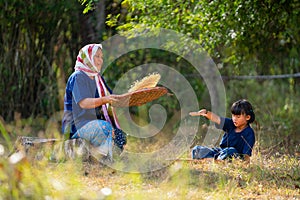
(191, 146, 220, 159)
(75, 120, 113, 159)
(216, 147, 238, 160)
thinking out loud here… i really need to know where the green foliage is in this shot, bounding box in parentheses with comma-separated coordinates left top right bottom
(0, 120, 13, 152)
(224, 78, 300, 153)
(0, 0, 83, 121)
(79, 0, 96, 14)
(105, 0, 300, 74)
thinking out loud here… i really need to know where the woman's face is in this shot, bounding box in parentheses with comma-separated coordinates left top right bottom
(94, 49, 103, 71)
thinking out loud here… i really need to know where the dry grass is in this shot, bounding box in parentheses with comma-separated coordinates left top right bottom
(0, 117, 299, 200)
(2, 149, 299, 200)
(76, 154, 300, 200)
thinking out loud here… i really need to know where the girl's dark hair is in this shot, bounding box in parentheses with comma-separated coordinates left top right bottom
(231, 99, 255, 124)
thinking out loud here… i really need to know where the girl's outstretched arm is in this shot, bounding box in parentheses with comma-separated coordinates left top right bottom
(189, 109, 221, 125)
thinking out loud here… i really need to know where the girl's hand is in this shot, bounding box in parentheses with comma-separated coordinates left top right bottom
(189, 109, 208, 117)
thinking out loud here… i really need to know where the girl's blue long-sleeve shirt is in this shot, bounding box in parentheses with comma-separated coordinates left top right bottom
(216, 117, 255, 156)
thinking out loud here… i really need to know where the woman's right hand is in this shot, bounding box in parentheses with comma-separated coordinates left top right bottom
(102, 95, 119, 105)
(79, 95, 120, 109)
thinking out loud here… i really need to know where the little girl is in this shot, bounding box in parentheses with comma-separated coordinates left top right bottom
(189, 99, 255, 162)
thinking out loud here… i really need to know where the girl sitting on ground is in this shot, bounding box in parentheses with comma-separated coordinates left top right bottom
(189, 99, 255, 162)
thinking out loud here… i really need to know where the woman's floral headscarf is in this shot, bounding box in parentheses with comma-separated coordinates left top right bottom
(74, 44, 120, 129)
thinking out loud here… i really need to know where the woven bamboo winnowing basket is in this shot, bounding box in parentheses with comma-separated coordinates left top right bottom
(112, 87, 168, 107)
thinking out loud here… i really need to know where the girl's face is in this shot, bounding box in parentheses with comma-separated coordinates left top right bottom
(232, 113, 250, 129)
(94, 49, 103, 71)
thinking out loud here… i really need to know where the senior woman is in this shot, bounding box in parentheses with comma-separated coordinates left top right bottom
(62, 44, 126, 161)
